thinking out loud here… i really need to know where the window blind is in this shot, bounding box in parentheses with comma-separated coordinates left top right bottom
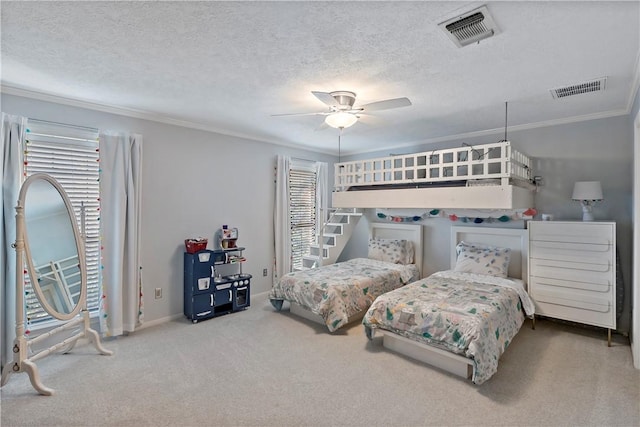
(23, 120, 101, 326)
(289, 163, 317, 271)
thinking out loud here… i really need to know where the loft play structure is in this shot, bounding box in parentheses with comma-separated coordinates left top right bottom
(333, 141, 534, 209)
(303, 141, 536, 269)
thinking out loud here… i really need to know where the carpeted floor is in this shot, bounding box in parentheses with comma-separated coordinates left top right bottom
(1, 292, 639, 427)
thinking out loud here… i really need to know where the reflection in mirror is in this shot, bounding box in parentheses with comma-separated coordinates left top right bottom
(23, 177, 81, 317)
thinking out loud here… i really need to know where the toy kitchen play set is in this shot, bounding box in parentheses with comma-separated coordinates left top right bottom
(183, 225, 250, 323)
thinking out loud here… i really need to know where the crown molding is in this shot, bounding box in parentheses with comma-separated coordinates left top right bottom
(1, 84, 632, 158)
(0, 84, 336, 156)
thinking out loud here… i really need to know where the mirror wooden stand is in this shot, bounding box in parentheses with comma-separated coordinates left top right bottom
(1, 174, 113, 395)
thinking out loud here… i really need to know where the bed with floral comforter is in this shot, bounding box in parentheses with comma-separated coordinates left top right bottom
(269, 258, 420, 332)
(362, 270, 535, 384)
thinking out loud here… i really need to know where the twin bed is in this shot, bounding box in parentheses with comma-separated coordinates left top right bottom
(364, 226, 534, 384)
(270, 223, 535, 384)
(269, 223, 423, 332)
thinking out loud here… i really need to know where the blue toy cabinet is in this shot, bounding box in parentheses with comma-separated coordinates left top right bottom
(184, 247, 251, 323)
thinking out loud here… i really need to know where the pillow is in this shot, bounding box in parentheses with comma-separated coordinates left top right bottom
(454, 241, 511, 278)
(368, 238, 414, 265)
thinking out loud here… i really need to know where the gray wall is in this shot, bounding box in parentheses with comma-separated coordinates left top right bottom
(341, 115, 634, 332)
(3, 93, 635, 334)
(631, 88, 640, 367)
(1, 93, 336, 325)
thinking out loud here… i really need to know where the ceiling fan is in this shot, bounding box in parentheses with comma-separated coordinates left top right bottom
(273, 90, 412, 129)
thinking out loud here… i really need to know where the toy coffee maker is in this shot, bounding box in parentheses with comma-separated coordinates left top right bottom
(219, 225, 238, 249)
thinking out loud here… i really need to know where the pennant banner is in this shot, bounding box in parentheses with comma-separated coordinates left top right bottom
(376, 208, 537, 223)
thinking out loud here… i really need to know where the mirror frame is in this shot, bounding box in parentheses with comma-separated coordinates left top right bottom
(19, 173, 87, 321)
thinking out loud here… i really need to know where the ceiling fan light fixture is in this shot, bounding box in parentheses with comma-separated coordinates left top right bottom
(325, 112, 358, 129)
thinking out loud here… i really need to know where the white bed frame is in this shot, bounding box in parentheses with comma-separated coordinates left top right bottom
(371, 225, 529, 380)
(289, 222, 423, 328)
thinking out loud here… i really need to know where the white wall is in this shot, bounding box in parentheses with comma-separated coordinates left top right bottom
(342, 115, 635, 333)
(1, 93, 335, 325)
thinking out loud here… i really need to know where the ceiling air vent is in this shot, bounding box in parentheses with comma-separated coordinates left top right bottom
(438, 5, 499, 48)
(550, 77, 607, 99)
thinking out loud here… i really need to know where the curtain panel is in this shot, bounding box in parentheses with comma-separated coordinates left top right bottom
(1, 113, 26, 370)
(273, 155, 291, 282)
(98, 131, 143, 336)
(315, 161, 329, 236)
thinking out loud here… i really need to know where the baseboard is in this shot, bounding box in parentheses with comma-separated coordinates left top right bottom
(137, 313, 184, 331)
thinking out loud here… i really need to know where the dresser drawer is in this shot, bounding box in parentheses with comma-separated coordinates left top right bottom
(530, 222, 612, 242)
(530, 248, 612, 273)
(533, 299, 614, 329)
(529, 275, 612, 294)
(530, 240, 611, 261)
(532, 283, 611, 309)
(529, 258, 613, 283)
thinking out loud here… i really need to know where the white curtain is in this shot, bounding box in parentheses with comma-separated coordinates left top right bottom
(98, 131, 143, 336)
(315, 162, 329, 234)
(273, 155, 291, 282)
(1, 113, 26, 370)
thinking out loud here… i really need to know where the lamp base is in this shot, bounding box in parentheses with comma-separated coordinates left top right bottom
(581, 203, 594, 221)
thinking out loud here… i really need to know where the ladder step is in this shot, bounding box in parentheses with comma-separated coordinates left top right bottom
(303, 255, 327, 261)
(310, 243, 335, 249)
(309, 246, 330, 257)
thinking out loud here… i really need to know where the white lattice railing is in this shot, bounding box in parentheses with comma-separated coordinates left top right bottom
(334, 141, 532, 191)
(28, 255, 81, 319)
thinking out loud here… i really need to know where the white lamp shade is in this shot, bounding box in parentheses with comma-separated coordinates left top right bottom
(325, 112, 358, 129)
(572, 181, 603, 201)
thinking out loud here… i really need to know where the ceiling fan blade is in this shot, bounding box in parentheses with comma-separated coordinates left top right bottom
(311, 91, 339, 107)
(360, 97, 412, 112)
(271, 111, 328, 117)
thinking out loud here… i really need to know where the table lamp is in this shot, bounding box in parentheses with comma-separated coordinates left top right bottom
(571, 181, 603, 221)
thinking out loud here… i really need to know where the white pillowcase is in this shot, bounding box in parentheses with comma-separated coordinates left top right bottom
(454, 241, 511, 278)
(368, 238, 414, 265)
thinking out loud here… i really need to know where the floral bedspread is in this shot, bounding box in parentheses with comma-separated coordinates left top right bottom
(269, 258, 420, 332)
(362, 270, 535, 384)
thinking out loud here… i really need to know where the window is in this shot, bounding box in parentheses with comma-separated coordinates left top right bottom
(23, 119, 101, 327)
(289, 161, 317, 271)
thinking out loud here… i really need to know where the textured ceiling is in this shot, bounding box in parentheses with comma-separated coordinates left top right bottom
(1, 1, 639, 155)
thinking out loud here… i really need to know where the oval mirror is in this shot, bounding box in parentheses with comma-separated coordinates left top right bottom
(20, 173, 86, 321)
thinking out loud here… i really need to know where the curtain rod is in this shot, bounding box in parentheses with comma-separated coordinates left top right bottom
(28, 118, 98, 133)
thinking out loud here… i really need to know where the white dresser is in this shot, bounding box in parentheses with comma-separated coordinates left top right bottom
(528, 221, 616, 345)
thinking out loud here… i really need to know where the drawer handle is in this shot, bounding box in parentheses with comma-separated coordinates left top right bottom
(533, 233, 611, 245)
(535, 259, 610, 272)
(532, 241, 610, 252)
(533, 277, 610, 292)
(535, 295, 610, 313)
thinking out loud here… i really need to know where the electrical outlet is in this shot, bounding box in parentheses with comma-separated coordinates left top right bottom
(155, 287, 162, 299)
(263, 268, 268, 277)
